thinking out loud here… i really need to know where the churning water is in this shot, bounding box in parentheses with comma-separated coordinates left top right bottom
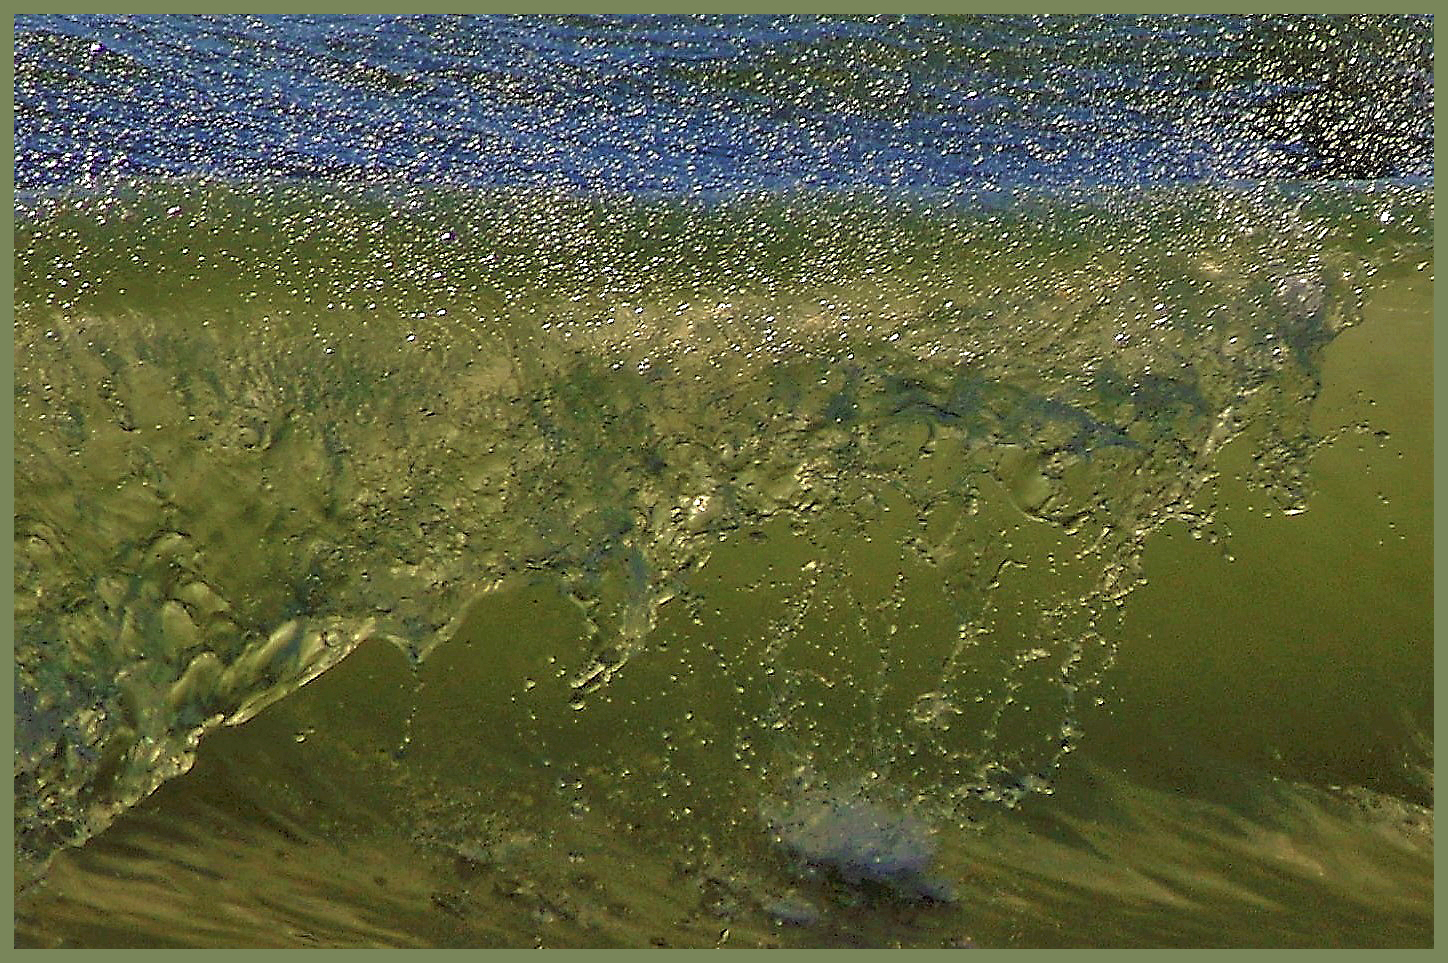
(14, 15, 1432, 947)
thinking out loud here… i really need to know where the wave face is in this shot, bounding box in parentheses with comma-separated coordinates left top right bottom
(13, 15, 1433, 948)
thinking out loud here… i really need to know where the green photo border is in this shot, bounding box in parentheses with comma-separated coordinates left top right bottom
(6, 9, 1438, 957)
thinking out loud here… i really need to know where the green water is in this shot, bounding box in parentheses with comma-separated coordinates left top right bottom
(14, 183, 1431, 947)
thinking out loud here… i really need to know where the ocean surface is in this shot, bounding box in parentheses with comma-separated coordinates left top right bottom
(14, 15, 1433, 947)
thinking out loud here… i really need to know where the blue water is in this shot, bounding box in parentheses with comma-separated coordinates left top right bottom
(16, 14, 1433, 195)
